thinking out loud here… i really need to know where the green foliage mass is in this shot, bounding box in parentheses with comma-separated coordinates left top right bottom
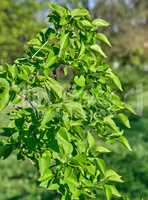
(0, 3, 133, 200)
(0, 0, 48, 65)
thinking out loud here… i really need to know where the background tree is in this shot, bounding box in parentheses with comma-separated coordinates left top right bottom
(0, 0, 48, 65)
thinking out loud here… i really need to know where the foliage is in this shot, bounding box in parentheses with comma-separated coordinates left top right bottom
(0, 0, 48, 65)
(0, 3, 133, 200)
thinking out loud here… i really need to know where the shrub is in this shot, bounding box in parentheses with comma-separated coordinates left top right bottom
(0, 3, 133, 200)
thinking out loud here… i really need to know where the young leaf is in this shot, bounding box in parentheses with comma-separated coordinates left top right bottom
(57, 127, 73, 156)
(74, 75, 85, 87)
(119, 136, 132, 151)
(46, 77, 63, 98)
(110, 185, 121, 197)
(93, 18, 110, 27)
(64, 101, 86, 119)
(96, 158, 106, 175)
(91, 44, 107, 58)
(118, 113, 131, 128)
(104, 184, 112, 200)
(104, 115, 119, 132)
(87, 132, 95, 148)
(107, 69, 123, 91)
(38, 151, 51, 177)
(97, 33, 111, 47)
(41, 107, 55, 128)
(71, 8, 90, 17)
(48, 3, 67, 17)
(96, 146, 111, 153)
(59, 32, 69, 58)
(105, 169, 123, 182)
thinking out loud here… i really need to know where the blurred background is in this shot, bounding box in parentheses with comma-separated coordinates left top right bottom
(0, 0, 148, 199)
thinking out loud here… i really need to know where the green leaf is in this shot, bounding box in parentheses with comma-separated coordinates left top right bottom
(110, 185, 121, 197)
(93, 18, 110, 28)
(0, 78, 9, 110)
(96, 158, 106, 175)
(104, 184, 112, 200)
(87, 132, 95, 148)
(48, 183, 59, 191)
(96, 33, 111, 47)
(64, 101, 86, 119)
(59, 32, 69, 57)
(107, 69, 123, 91)
(79, 42, 85, 58)
(81, 20, 92, 27)
(46, 53, 57, 68)
(105, 169, 123, 182)
(41, 107, 55, 128)
(74, 75, 85, 87)
(119, 136, 132, 151)
(96, 146, 111, 153)
(47, 77, 63, 98)
(38, 151, 51, 177)
(57, 127, 73, 156)
(91, 44, 107, 58)
(71, 8, 90, 17)
(48, 3, 67, 17)
(104, 185, 121, 200)
(104, 115, 119, 132)
(118, 113, 131, 128)
(125, 104, 136, 115)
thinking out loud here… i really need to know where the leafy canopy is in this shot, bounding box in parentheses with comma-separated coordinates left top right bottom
(0, 3, 132, 200)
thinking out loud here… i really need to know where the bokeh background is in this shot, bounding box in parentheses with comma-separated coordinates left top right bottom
(0, 0, 148, 199)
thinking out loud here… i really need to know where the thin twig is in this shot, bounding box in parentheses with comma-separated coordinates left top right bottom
(31, 41, 48, 58)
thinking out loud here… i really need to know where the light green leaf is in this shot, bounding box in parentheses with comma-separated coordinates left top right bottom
(93, 18, 110, 27)
(64, 101, 86, 119)
(41, 107, 55, 128)
(91, 44, 107, 58)
(0, 78, 9, 110)
(110, 185, 121, 197)
(71, 8, 90, 17)
(107, 69, 123, 91)
(38, 151, 51, 177)
(104, 115, 119, 132)
(119, 136, 132, 151)
(49, 3, 67, 17)
(96, 158, 106, 175)
(104, 185, 121, 200)
(104, 184, 112, 200)
(59, 32, 69, 57)
(47, 77, 63, 98)
(81, 20, 92, 27)
(79, 42, 85, 58)
(74, 75, 85, 87)
(48, 183, 59, 191)
(105, 169, 123, 182)
(87, 132, 95, 148)
(125, 104, 136, 115)
(46, 53, 57, 68)
(57, 127, 73, 156)
(96, 146, 111, 153)
(118, 113, 131, 128)
(97, 33, 111, 47)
